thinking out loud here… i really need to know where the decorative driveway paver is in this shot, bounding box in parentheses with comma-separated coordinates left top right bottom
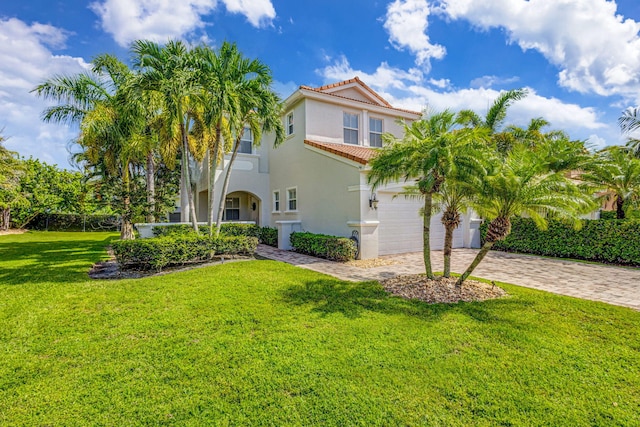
(256, 245, 640, 311)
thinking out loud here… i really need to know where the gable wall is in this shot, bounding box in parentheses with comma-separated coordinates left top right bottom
(305, 97, 410, 146)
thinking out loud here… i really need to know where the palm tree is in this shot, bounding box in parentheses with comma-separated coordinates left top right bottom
(132, 39, 202, 232)
(368, 110, 488, 279)
(192, 42, 284, 235)
(580, 146, 640, 219)
(33, 55, 144, 239)
(213, 88, 285, 236)
(458, 89, 528, 133)
(619, 107, 640, 157)
(455, 141, 596, 287)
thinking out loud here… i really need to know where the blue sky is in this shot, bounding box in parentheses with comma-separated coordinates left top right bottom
(2, 0, 640, 169)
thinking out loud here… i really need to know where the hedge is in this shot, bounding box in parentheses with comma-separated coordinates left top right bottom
(258, 227, 278, 247)
(152, 223, 277, 246)
(290, 231, 357, 262)
(112, 234, 258, 271)
(481, 217, 640, 266)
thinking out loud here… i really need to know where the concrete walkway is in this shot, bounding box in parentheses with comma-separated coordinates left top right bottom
(256, 245, 640, 311)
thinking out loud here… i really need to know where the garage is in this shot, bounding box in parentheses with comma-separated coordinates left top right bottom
(377, 192, 464, 256)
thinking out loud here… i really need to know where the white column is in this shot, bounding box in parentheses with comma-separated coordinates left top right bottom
(275, 220, 302, 250)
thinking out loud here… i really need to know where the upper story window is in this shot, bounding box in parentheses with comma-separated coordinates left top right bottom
(343, 112, 359, 145)
(286, 112, 294, 136)
(369, 118, 383, 147)
(239, 127, 252, 154)
(287, 187, 297, 211)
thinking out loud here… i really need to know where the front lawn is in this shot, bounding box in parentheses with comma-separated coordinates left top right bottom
(1, 232, 639, 426)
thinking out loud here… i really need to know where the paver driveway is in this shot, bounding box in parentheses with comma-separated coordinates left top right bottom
(256, 245, 640, 311)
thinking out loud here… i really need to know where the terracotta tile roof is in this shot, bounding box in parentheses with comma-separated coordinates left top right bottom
(304, 140, 378, 165)
(299, 76, 421, 116)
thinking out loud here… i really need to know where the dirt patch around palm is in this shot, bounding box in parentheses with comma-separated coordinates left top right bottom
(381, 275, 507, 304)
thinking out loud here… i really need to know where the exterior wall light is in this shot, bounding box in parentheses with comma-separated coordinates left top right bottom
(369, 193, 379, 210)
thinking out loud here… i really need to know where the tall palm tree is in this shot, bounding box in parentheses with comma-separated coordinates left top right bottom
(580, 146, 640, 219)
(193, 42, 283, 234)
(132, 39, 202, 231)
(368, 110, 488, 279)
(33, 55, 144, 239)
(213, 87, 285, 236)
(455, 142, 596, 287)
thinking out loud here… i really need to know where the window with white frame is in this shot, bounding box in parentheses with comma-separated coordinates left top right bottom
(286, 187, 297, 211)
(286, 112, 294, 136)
(224, 197, 240, 221)
(273, 190, 280, 212)
(239, 127, 252, 154)
(343, 112, 359, 144)
(369, 117, 383, 147)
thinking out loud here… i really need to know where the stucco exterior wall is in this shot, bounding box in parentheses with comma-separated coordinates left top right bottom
(305, 98, 409, 147)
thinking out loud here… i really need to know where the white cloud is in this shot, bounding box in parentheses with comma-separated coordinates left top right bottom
(470, 75, 520, 89)
(437, 0, 640, 98)
(318, 57, 612, 143)
(223, 0, 276, 27)
(384, 0, 446, 70)
(0, 18, 89, 169)
(91, 0, 276, 47)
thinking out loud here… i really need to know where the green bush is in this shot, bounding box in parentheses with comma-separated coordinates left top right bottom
(112, 234, 258, 271)
(290, 231, 357, 262)
(599, 211, 617, 220)
(220, 223, 260, 238)
(258, 226, 278, 247)
(481, 217, 640, 266)
(152, 223, 277, 246)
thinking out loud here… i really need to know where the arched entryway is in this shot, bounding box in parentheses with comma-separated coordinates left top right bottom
(223, 191, 262, 225)
(195, 190, 262, 225)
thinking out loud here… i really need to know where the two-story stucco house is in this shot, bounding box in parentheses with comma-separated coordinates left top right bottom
(181, 77, 481, 258)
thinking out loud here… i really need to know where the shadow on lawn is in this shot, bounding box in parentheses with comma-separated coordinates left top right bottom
(280, 277, 533, 322)
(0, 236, 116, 285)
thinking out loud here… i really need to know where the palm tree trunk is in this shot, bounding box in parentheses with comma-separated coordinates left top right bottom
(208, 125, 222, 233)
(120, 167, 135, 240)
(443, 223, 454, 278)
(455, 241, 494, 287)
(181, 123, 198, 232)
(423, 193, 435, 279)
(215, 138, 241, 236)
(616, 195, 625, 219)
(146, 152, 155, 223)
(456, 215, 510, 287)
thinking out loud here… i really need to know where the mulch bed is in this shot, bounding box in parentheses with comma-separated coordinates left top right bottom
(380, 275, 507, 304)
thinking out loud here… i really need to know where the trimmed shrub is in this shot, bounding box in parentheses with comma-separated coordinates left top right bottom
(152, 223, 277, 246)
(481, 217, 640, 266)
(258, 226, 278, 247)
(220, 223, 260, 238)
(112, 234, 258, 271)
(290, 231, 357, 262)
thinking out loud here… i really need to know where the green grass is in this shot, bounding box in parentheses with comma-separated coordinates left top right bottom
(1, 231, 639, 426)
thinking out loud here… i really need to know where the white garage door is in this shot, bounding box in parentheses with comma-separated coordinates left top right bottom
(377, 193, 464, 255)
